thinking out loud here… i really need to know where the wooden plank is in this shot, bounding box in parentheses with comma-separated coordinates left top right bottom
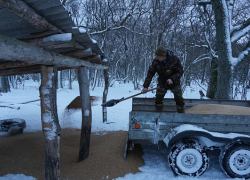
(77, 67, 92, 162)
(0, 0, 59, 31)
(40, 66, 61, 180)
(0, 34, 108, 70)
(61, 48, 92, 58)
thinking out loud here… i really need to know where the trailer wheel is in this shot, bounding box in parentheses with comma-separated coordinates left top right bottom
(0, 119, 26, 136)
(0, 119, 26, 131)
(220, 143, 250, 179)
(168, 139, 209, 177)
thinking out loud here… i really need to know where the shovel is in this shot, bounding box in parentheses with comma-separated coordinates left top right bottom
(101, 87, 159, 107)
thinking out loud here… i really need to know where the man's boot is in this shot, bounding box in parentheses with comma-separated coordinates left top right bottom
(155, 104, 163, 112)
(177, 108, 185, 113)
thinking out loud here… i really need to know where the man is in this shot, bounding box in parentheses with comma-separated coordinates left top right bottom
(141, 46, 185, 113)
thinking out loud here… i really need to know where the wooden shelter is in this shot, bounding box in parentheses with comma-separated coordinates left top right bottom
(0, 0, 109, 179)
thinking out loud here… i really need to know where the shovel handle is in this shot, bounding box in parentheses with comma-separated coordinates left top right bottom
(119, 87, 159, 102)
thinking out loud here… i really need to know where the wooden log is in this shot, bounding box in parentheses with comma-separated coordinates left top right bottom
(23, 33, 85, 53)
(77, 67, 92, 162)
(0, 65, 41, 76)
(23, 33, 75, 47)
(0, 34, 108, 70)
(102, 70, 109, 123)
(0, 0, 59, 31)
(30, 30, 62, 39)
(0, 61, 34, 69)
(39, 66, 61, 180)
(81, 55, 102, 64)
(61, 48, 92, 58)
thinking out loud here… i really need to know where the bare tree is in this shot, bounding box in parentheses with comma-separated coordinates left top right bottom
(60, 0, 250, 101)
(198, 0, 250, 99)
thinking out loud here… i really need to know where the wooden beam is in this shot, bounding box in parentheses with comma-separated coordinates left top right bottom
(77, 67, 92, 162)
(0, 0, 59, 31)
(30, 30, 62, 39)
(61, 48, 93, 58)
(23, 33, 75, 47)
(39, 66, 61, 180)
(23, 33, 85, 53)
(0, 60, 34, 69)
(81, 55, 102, 64)
(0, 64, 76, 76)
(0, 34, 108, 70)
(0, 65, 41, 76)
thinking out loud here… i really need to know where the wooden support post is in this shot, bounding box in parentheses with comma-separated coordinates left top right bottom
(102, 70, 109, 123)
(40, 66, 61, 180)
(77, 67, 92, 162)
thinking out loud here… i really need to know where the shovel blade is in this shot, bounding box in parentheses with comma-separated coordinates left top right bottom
(101, 97, 124, 107)
(101, 99, 121, 107)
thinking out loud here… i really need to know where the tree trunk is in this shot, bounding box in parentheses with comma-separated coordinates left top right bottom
(0, 76, 10, 93)
(102, 70, 109, 123)
(212, 0, 233, 99)
(69, 69, 72, 89)
(57, 70, 63, 89)
(91, 69, 97, 91)
(55, 70, 58, 89)
(206, 56, 218, 99)
(40, 66, 61, 180)
(77, 67, 92, 162)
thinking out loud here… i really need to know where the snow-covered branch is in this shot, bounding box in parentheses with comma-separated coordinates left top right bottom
(190, 44, 209, 49)
(231, 18, 250, 42)
(91, 13, 132, 35)
(89, 26, 149, 36)
(226, 0, 234, 31)
(205, 32, 218, 58)
(235, 41, 250, 62)
(192, 54, 211, 64)
(184, 54, 211, 73)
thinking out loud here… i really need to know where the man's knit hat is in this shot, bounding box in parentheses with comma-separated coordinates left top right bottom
(155, 46, 167, 56)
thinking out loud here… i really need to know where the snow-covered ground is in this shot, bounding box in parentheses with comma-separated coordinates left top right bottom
(0, 80, 249, 180)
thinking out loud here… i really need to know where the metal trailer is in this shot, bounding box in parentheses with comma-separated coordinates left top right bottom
(124, 97, 250, 178)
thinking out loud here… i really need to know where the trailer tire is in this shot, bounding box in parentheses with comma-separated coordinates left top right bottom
(168, 139, 209, 177)
(220, 143, 250, 179)
(0, 119, 26, 136)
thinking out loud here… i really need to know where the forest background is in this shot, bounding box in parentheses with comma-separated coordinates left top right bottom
(0, 0, 250, 100)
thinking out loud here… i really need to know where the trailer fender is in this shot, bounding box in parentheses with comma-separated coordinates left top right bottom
(163, 124, 250, 148)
